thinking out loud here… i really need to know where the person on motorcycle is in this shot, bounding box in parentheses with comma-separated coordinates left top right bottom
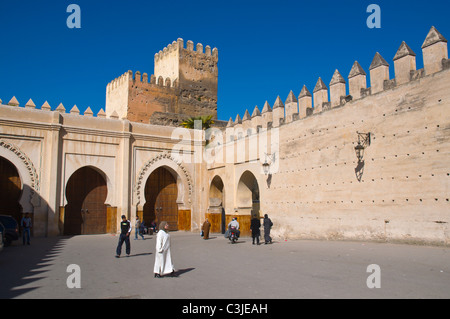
(227, 217, 240, 238)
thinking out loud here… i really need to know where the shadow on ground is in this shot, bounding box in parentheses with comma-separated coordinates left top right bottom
(0, 236, 72, 298)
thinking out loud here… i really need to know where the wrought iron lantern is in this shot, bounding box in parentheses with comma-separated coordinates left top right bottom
(262, 152, 276, 176)
(354, 142, 365, 162)
(354, 132, 371, 162)
(262, 160, 271, 175)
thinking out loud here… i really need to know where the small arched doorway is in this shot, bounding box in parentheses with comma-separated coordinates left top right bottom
(143, 166, 178, 231)
(64, 166, 108, 235)
(0, 157, 22, 223)
(208, 175, 225, 233)
(235, 170, 260, 237)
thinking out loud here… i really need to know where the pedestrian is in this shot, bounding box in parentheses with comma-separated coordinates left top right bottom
(135, 216, 144, 240)
(154, 221, 176, 278)
(250, 215, 261, 245)
(20, 213, 32, 245)
(263, 214, 273, 244)
(116, 215, 132, 258)
(202, 218, 211, 240)
(150, 220, 157, 233)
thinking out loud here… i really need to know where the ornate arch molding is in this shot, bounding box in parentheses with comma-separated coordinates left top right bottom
(134, 151, 193, 209)
(0, 139, 41, 211)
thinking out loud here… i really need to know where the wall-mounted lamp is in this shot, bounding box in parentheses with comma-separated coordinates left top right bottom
(262, 152, 276, 175)
(354, 132, 371, 182)
(262, 152, 276, 188)
(354, 132, 371, 162)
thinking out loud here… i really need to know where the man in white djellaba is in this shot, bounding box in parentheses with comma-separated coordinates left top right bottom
(154, 221, 176, 278)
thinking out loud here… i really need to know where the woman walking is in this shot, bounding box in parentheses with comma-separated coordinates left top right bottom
(154, 221, 176, 278)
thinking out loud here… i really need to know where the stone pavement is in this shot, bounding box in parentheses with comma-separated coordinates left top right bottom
(0, 231, 449, 299)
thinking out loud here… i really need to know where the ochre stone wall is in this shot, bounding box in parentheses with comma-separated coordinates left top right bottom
(127, 75, 178, 124)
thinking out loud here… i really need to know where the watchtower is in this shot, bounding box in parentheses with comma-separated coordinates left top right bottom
(106, 39, 218, 124)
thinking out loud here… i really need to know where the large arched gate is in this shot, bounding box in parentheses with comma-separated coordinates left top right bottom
(64, 166, 108, 235)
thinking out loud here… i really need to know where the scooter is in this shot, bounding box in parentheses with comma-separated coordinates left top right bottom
(229, 227, 238, 244)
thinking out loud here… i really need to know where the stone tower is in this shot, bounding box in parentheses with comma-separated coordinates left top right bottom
(106, 39, 218, 124)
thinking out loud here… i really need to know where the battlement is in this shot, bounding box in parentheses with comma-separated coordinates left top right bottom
(225, 26, 449, 141)
(104, 69, 180, 121)
(0, 96, 116, 119)
(106, 70, 178, 92)
(154, 38, 218, 62)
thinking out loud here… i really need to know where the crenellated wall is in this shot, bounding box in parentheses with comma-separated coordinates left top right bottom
(222, 26, 449, 142)
(207, 26, 450, 245)
(0, 98, 203, 237)
(105, 69, 179, 123)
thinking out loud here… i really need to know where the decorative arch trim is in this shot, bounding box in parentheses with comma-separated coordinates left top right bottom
(134, 151, 193, 209)
(0, 139, 41, 211)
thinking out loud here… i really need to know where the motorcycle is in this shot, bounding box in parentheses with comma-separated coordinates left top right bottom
(228, 227, 238, 244)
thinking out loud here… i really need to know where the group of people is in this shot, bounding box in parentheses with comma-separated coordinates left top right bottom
(116, 212, 274, 279)
(251, 214, 273, 245)
(115, 215, 176, 278)
(201, 213, 274, 245)
(133, 217, 157, 240)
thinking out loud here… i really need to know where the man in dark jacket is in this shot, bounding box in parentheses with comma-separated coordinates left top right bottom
(250, 216, 261, 245)
(116, 215, 132, 258)
(263, 214, 273, 244)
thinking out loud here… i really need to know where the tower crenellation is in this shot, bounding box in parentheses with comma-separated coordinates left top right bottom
(105, 38, 220, 123)
(393, 41, 417, 86)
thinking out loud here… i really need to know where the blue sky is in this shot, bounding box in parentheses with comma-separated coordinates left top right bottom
(0, 0, 449, 122)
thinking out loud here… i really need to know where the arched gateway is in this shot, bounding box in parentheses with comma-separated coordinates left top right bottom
(135, 152, 193, 232)
(235, 170, 260, 237)
(64, 166, 108, 235)
(0, 157, 22, 223)
(143, 166, 179, 231)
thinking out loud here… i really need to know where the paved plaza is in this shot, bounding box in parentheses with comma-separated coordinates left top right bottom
(0, 231, 449, 299)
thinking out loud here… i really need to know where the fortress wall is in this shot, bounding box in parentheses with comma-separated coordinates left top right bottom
(126, 71, 179, 123)
(265, 68, 450, 244)
(212, 26, 450, 245)
(1, 27, 448, 244)
(106, 70, 180, 123)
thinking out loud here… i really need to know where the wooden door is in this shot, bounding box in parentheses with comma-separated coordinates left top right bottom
(144, 167, 178, 231)
(65, 167, 107, 235)
(0, 157, 22, 223)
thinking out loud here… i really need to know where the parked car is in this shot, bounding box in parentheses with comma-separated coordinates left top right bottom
(0, 222, 4, 252)
(0, 215, 19, 246)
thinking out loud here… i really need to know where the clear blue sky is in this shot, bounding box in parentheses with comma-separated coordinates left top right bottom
(1, 0, 449, 122)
